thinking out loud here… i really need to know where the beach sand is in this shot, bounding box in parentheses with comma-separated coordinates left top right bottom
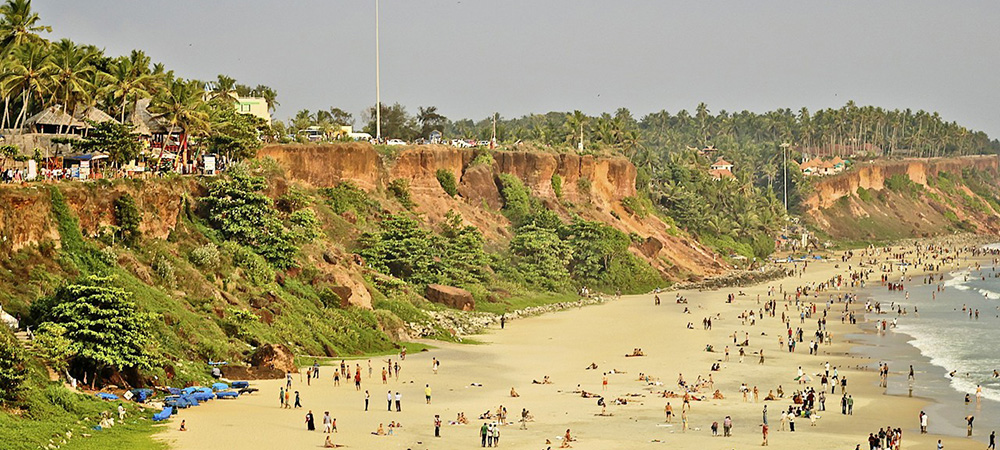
(158, 250, 987, 450)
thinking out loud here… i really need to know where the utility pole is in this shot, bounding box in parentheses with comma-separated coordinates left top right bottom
(490, 113, 497, 150)
(375, 0, 381, 142)
(780, 142, 790, 214)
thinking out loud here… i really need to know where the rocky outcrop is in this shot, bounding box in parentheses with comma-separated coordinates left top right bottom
(248, 343, 297, 375)
(425, 284, 475, 311)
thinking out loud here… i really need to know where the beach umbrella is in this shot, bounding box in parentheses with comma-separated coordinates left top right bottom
(795, 374, 813, 382)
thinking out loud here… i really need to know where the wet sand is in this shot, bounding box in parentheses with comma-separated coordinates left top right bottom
(158, 253, 987, 450)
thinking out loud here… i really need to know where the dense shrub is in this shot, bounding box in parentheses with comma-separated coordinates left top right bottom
(0, 328, 26, 405)
(856, 187, 873, 202)
(621, 196, 650, 218)
(388, 178, 415, 209)
(497, 174, 535, 226)
(225, 242, 274, 285)
(189, 243, 221, 268)
(551, 173, 563, 198)
(435, 169, 458, 197)
(320, 181, 380, 215)
(113, 194, 142, 246)
(152, 255, 176, 287)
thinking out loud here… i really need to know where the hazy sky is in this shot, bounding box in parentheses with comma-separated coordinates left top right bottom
(36, 0, 1000, 136)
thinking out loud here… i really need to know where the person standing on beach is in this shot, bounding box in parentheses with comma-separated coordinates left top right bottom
(723, 415, 733, 436)
(279, 387, 285, 408)
(294, 391, 301, 408)
(762, 405, 768, 425)
(305, 410, 315, 430)
(603, 373, 608, 391)
(323, 411, 332, 433)
(284, 389, 291, 409)
(387, 390, 392, 411)
(395, 391, 402, 412)
(762, 423, 769, 446)
(364, 390, 369, 411)
(988, 430, 995, 449)
(425, 384, 432, 404)
(848, 395, 854, 414)
(480, 422, 488, 447)
(500, 315, 505, 329)
(434, 414, 442, 437)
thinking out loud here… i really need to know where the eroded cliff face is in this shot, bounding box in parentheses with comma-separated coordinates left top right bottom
(805, 156, 998, 210)
(804, 155, 1000, 240)
(0, 180, 190, 253)
(258, 143, 724, 280)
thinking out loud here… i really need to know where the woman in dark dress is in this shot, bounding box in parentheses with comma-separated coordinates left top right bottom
(306, 410, 315, 430)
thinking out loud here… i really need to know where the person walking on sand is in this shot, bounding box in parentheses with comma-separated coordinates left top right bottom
(480, 422, 488, 447)
(284, 389, 291, 409)
(425, 384, 432, 404)
(603, 373, 608, 391)
(848, 395, 854, 415)
(323, 411, 332, 433)
(665, 402, 673, 423)
(779, 411, 787, 431)
(279, 387, 285, 408)
(920, 411, 927, 434)
(762, 405, 768, 426)
(294, 391, 302, 408)
(305, 410, 315, 430)
(682, 410, 688, 432)
(988, 430, 995, 449)
(762, 423, 769, 446)
(723, 415, 733, 437)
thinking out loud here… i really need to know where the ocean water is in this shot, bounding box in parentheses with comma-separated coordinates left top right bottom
(856, 260, 1000, 439)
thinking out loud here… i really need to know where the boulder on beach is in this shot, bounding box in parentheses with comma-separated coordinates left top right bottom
(426, 284, 475, 311)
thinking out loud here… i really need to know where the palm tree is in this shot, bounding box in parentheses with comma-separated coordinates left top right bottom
(150, 78, 210, 162)
(209, 74, 236, 100)
(0, 0, 50, 53)
(47, 38, 94, 132)
(101, 55, 157, 122)
(564, 110, 588, 150)
(3, 40, 55, 132)
(253, 84, 278, 113)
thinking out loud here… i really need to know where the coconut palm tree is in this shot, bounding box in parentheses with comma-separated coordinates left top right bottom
(150, 77, 210, 161)
(253, 84, 278, 113)
(0, 0, 50, 53)
(101, 55, 157, 122)
(3, 40, 55, 132)
(564, 110, 588, 150)
(47, 38, 94, 132)
(208, 74, 236, 101)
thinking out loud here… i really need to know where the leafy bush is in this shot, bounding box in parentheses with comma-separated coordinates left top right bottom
(113, 193, 141, 246)
(223, 308, 259, 340)
(388, 178, 415, 209)
(189, 243, 221, 268)
(152, 255, 176, 287)
(508, 224, 572, 291)
(225, 242, 274, 285)
(497, 174, 536, 226)
(621, 196, 650, 218)
(97, 247, 118, 266)
(885, 174, 922, 197)
(435, 169, 458, 197)
(276, 187, 313, 213)
(471, 151, 494, 167)
(320, 181, 380, 215)
(318, 287, 344, 308)
(202, 166, 299, 268)
(551, 173, 563, 198)
(289, 209, 321, 243)
(856, 187, 873, 202)
(0, 328, 26, 405)
(30, 323, 77, 373)
(577, 178, 592, 195)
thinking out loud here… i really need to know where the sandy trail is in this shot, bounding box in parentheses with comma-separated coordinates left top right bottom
(159, 256, 984, 450)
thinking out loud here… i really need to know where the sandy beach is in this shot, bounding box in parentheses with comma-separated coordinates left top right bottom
(158, 245, 991, 450)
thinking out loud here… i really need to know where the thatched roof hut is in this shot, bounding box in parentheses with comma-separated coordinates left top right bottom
(23, 105, 84, 133)
(73, 105, 116, 126)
